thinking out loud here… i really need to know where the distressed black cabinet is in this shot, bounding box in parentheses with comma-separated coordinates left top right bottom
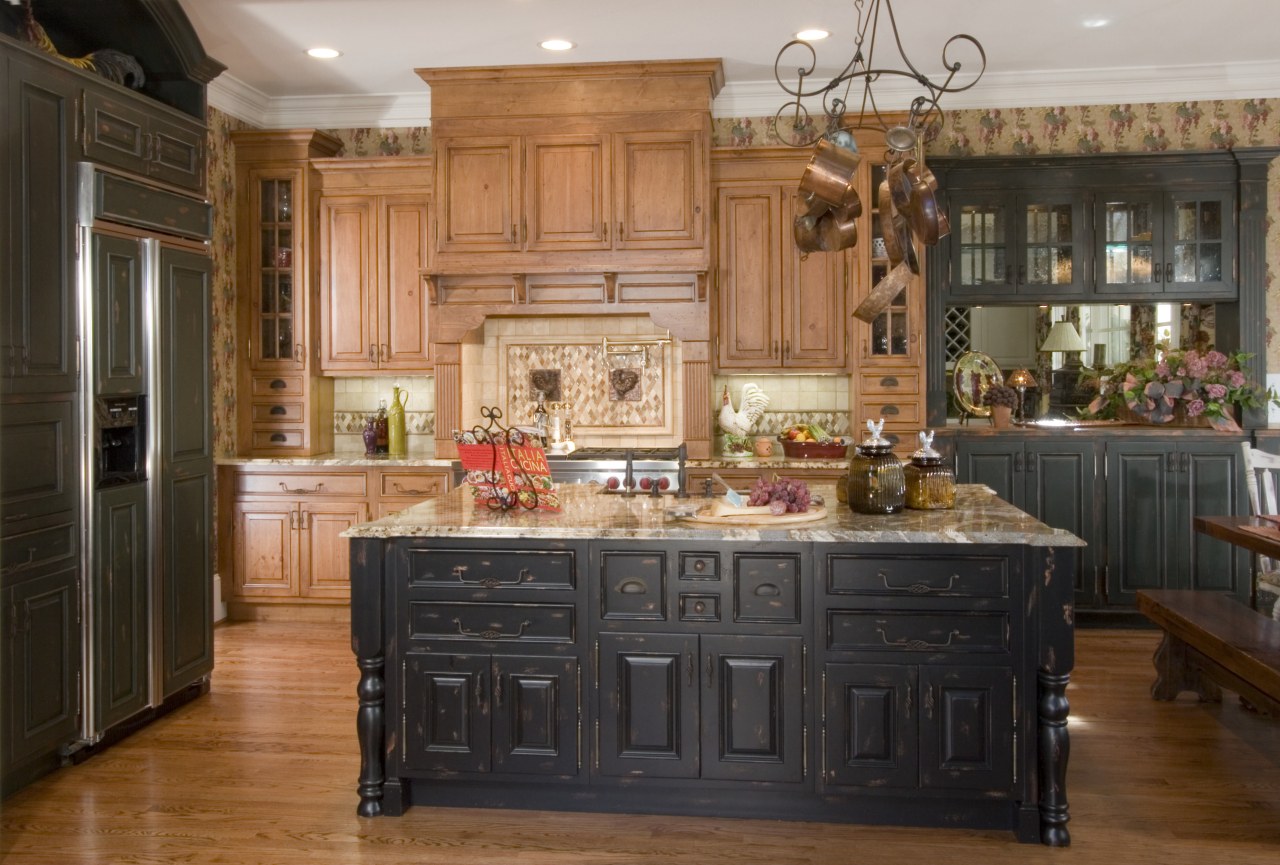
(82, 87, 206, 193)
(403, 652, 579, 777)
(92, 483, 149, 730)
(92, 233, 146, 396)
(1104, 437, 1249, 605)
(954, 436, 1098, 605)
(596, 632, 804, 783)
(0, 398, 77, 533)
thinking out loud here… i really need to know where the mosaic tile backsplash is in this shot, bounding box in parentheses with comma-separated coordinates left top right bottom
(332, 375, 435, 452)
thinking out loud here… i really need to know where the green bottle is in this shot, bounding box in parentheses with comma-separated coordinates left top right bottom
(388, 384, 408, 457)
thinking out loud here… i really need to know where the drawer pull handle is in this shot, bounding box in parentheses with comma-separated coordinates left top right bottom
(754, 583, 781, 597)
(880, 404, 900, 415)
(278, 482, 325, 495)
(879, 571, 959, 594)
(879, 376, 898, 387)
(618, 579, 647, 594)
(3, 512, 30, 523)
(453, 617, 531, 640)
(391, 484, 431, 496)
(269, 434, 287, 443)
(269, 405, 287, 415)
(693, 559, 707, 573)
(269, 379, 287, 389)
(876, 627, 961, 650)
(1, 546, 37, 576)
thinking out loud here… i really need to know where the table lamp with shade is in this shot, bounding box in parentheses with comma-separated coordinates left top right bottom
(1006, 367, 1038, 422)
(1039, 320, 1088, 413)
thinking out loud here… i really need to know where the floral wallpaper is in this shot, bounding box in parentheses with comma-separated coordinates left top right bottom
(322, 127, 431, 157)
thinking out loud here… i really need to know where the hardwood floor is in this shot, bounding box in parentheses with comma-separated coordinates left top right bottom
(3, 623, 1279, 864)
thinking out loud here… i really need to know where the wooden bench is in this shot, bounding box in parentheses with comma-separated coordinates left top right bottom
(1136, 589, 1280, 716)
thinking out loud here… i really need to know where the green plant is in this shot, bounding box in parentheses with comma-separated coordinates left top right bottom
(982, 384, 1018, 409)
(1087, 345, 1277, 430)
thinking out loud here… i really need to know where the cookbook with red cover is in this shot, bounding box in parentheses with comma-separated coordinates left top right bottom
(456, 441, 561, 512)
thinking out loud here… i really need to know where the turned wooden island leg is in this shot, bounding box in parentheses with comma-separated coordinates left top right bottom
(350, 537, 386, 817)
(1038, 670, 1071, 846)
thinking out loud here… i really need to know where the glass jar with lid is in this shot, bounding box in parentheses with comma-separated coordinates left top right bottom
(904, 430, 956, 510)
(846, 419, 906, 514)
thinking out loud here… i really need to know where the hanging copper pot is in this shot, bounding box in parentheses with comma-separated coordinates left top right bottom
(877, 181, 918, 274)
(798, 137, 863, 212)
(817, 204, 859, 252)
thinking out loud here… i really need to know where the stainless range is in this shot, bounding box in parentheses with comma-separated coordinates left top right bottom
(452, 444, 688, 495)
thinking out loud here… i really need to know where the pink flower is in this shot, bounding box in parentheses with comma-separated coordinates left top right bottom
(1229, 371, 1246, 388)
(1155, 360, 1169, 377)
(1205, 350, 1228, 369)
(1187, 357, 1209, 378)
(1185, 398, 1206, 417)
(1206, 383, 1227, 399)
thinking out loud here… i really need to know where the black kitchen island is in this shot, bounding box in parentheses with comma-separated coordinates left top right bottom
(345, 484, 1081, 845)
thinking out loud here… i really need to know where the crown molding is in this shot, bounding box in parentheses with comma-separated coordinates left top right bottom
(210, 61, 1280, 130)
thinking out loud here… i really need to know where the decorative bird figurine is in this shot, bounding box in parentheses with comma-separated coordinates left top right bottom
(718, 383, 769, 456)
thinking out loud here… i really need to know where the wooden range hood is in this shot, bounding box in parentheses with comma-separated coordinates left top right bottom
(417, 59, 724, 458)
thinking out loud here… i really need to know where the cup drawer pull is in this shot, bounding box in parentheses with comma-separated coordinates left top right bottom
(879, 376, 899, 387)
(879, 404, 900, 415)
(269, 405, 287, 415)
(753, 583, 781, 597)
(618, 580, 648, 594)
(269, 379, 287, 389)
(269, 433, 287, 443)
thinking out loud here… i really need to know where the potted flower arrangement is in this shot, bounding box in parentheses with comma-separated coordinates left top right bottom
(1087, 345, 1276, 431)
(983, 384, 1018, 428)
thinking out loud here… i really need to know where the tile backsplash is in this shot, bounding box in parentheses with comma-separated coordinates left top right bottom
(714, 375, 851, 437)
(332, 375, 435, 452)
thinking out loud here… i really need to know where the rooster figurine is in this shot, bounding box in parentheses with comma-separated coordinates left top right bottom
(718, 383, 769, 457)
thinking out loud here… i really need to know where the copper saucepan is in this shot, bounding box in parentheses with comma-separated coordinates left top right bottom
(799, 137, 863, 213)
(877, 181, 919, 275)
(817, 204, 858, 252)
(793, 191, 828, 252)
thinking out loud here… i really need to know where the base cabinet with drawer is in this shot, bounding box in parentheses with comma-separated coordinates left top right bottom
(354, 532, 1068, 843)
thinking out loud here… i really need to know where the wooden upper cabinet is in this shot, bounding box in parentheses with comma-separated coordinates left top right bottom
(526, 133, 610, 251)
(786, 189, 847, 367)
(614, 131, 704, 249)
(435, 136, 520, 253)
(320, 195, 374, 369)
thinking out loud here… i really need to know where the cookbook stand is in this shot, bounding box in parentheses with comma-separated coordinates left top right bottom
(456, 406, 542, 512)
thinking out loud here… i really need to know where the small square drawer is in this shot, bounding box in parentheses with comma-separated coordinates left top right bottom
(380, 471, 448, 499)
(680, 552, 719, 580)
(828, 610, 1008, 653)
(599, 550, 665, 620)
(250, 375, 304, 397)
(679, 593, 720, 622)
(249, 429, 305, 450)
(734, 553, 801, 623)
(407, 547, 576, 590)
(235, 471, 367, 497)
(827, 555, 1008, 599)
(858, 372, 920, 396)
(408, 601, 575, 643)
(251, 401, 304, 424)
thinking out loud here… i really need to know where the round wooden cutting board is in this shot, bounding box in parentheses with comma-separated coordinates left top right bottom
(680, 503, 827, 526)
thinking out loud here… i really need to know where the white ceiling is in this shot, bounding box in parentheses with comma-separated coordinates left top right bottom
(183, 0, 1280, 128)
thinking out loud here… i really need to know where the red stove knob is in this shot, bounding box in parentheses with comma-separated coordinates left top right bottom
(639, 477, 652, 490)
(657, 477, 671, 490)
(606, 476, 620, 490)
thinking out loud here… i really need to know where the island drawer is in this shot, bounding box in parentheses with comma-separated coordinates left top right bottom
(827, 610, 1009, 654)
(406, 547, 576, 591)
(407, 600, 575, 643)
(599, 550, 666, 620)
(826, 554, 1008, 599)
(733, 552, 801, 623)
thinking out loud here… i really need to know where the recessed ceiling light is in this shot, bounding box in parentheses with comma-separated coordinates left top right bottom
(540, 39, 574, 51)
(796, 28, 830, 41)
(1081, 18, 1110, 28)
(306, 47, 342, 59)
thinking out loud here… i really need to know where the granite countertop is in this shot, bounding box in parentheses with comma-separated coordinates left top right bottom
(343, 483, 1085, 547)
(216, 452, 847, 471)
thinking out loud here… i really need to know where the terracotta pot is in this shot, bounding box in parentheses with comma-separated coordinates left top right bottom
(991, 405, 1013, 428)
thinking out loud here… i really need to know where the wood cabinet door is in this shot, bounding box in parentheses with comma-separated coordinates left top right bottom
(955, 439, 1025, 510)
(919, 665, 1013, 793)
(716, 186, 782, 369)
(92, 483, 149, 730)
(403, 652, 491, 773)
(597, 632, 699, 779)
(948, 190, 1016, 298)
(1095, 190, 1164, 296)
(319, 195, 375, 371)
(614, 131, 703, 249)
(436, 137, 520, 253)
(1163, 189, 1236, 299)
(701, 635, 804, 783)
(91, 233, 145, 395)
(525, 134, 610, 251)
(299, 501, 367, 598)
(1024, 440, 1099, 605)
(1104, 442, 1173, 604)
(1016, 192, 1089, 298)
(379, 195, 432, 369)
(823, 663, 917, 789)
(491, 655, 579, 777)
(0, 398, 77, 530)
(144, 112, 206, 193)
(785, 192, 847, 368)
(1181, 442, 1249, 598)
(232, 501, 298, 598)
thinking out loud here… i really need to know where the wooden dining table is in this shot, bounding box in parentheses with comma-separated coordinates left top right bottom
(1195, 515, 1280, 560)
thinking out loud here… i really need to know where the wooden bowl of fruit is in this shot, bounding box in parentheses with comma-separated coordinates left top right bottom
(777, 424, 850, 459)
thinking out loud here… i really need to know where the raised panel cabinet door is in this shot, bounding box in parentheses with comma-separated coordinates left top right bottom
(919, 665, 1013, 793)
(525, 134, 610, 251)
(715, 186, 783, 369)
(786, 192, 848, 368)
(379, 195, 432, 369)
(6, 567, 81, 767)
(232, 501, 298, 597)
(822, 663, 917, 789)
(92, 483, 149, 730)
(319, 195, 376, 371)
(5, 53, 77, 394)
(299, 501, 369, 599)
(491, 655, 579, 777)
(1181, 442, 1249, 598)
(1104, 442, 1173, 604)
(1024, 440, 1098, 604)
(92, 233, 145, 395)
(614, 131, 703, 249)
(0, 398, 76, 530)
(403, 653, 491, 773)
(701, 635, 804, 783)
(955, 440, 1024, 510)
(81, 87, 150, 181)
(144, 112, 206, 193)
(436, 137, 520, 252)
(597, 632, 699, 779)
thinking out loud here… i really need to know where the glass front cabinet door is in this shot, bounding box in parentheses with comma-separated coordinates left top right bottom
(948, 191, 1087, 299)
(250, 170, 304, 368)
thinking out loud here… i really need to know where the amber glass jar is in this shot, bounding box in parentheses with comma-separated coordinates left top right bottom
(846, 428, 905, 514)
(905, 453, 956, 509)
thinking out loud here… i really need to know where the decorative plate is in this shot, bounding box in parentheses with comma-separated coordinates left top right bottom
(953, 351, 1004, 418)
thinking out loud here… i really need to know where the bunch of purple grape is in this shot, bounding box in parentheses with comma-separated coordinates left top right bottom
(747, 476, 812, 515)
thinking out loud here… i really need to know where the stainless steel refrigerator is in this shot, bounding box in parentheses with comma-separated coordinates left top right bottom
(75, 163, 214, 744)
